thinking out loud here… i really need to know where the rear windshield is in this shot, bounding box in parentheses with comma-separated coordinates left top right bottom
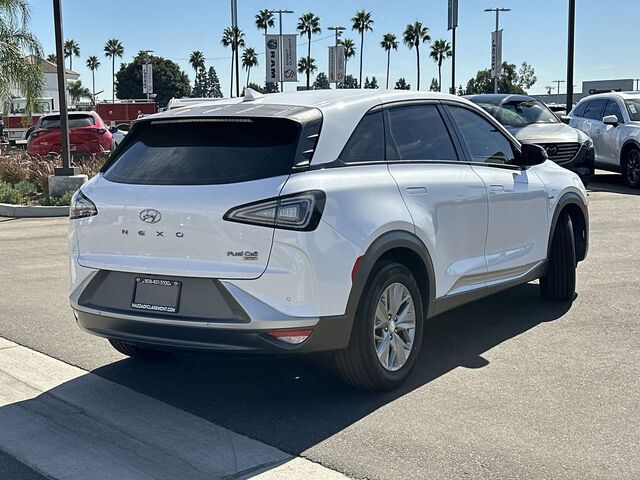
(40, 115, 94, 129)
(103, 118, 301, 185)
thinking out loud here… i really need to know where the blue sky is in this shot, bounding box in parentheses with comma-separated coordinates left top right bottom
(29, 0, 640, 100)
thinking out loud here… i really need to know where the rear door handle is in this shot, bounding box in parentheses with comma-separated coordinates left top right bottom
(489, 184, 505, 192)
(405, 187, 428, 195)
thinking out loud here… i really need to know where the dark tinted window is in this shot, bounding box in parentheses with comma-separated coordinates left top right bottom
(339, 110, 385, 162)
(583, 99, 607, 120)
(572, 101, 588, 118)
(604, 100, 624, 123)
(104, 118, 300, 185)
(448, 106, 515, 164)
(385, 105, 457, 161)
(40, 115, 94, 129)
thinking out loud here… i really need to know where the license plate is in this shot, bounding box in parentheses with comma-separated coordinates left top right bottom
(131, 277, 181, 313)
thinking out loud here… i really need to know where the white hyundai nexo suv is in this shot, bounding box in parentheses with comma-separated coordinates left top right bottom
(69, 89, 589, 391)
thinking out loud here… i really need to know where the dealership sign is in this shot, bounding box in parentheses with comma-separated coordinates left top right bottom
(328, 45, 345, 83)
(265, 34, 297, 83)
(448, 0, 458, 30)
(491, 30, 503, 78)
(142, 64, 153, 94)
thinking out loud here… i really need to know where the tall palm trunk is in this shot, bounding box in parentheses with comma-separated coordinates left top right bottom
(359, 33, 364, 88)
(230, 50, 235, 97)
(438, 59, 442, 92)
(386, 50, 391, 89)
(416, 45, 420, 90)
(246, 67, 251, 87)
(306, 32, 311, 88)
(91, 71, 95, 103)
(111, 57, 115, 102)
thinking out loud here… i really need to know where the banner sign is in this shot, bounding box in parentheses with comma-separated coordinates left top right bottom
(265, 35, 281, 82)
(142, 64, 153, 94)
(328, 45, 345, 83)
(448, 0, 458, 30)
(281, 34, 297, 82)
(491, 30, 503, 78)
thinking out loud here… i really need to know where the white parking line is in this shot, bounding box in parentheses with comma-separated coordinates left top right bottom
(0, 338, 349, 480)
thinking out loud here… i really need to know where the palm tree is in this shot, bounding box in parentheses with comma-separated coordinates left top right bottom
(104, 38, 124, 102)
(86, 55, 100, 103)
(221, 27, 245, 97)
(403, 21, 431, 90)
(0, 0, 43, 113)
(380, 33, 398, 89)
(67, 80, 91, 104)
(429, 39, 452, 93)
(255, 9, 274, 35)
(189, 50, 205, 86)
(63, 39, 80, 70)
(241, 48, 258, 87)
(351, 10, 374, 88)
(297, 57, 317, 82)
(46, 53, 56, 63)
(297, 12, 321, 89)
(340, 38, 356, 79)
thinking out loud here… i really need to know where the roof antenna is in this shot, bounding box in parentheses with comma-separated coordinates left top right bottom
(243, 88, 264, 102)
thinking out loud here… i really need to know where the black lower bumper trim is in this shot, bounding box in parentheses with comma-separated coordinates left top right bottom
(75, 310, 352, 354)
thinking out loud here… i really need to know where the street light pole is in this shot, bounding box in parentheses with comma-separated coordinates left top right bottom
(141, 50, 154, 101)
(328, 26, 345, 89)
(268, 9, 294, 93)
(554, 79, 566, 95)
(52, 0, 75, 176)
(484, 7, 510, 94)
(566, 0, 576, 108)
(231, 0, 240, 97)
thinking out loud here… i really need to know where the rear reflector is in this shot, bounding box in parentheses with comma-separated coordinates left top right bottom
(351, 255, 363, 282)
(268, 329, 312, 345)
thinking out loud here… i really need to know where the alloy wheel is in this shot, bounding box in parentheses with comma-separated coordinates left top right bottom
(373, 282, 416, 372)
(626, 150, 640, 186)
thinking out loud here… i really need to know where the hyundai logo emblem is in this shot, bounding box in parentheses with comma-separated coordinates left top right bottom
(139, 209, 162, 224)
(545, 145, 558, 156)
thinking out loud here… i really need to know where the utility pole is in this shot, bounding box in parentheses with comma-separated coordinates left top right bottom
(554, 79, 566, 95)
(52, 0, 74, 176)
(484, 7, 510, 94)
(448, 0, 459, 95)
(268, 9, 294, 93)
(566, 0, 576, 108)
(328, 26, 345, 89)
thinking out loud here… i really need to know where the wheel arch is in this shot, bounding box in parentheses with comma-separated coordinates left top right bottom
(346, 231, 436, 329)
(620, 138, 640, 164)
(548, 192, 589, 263)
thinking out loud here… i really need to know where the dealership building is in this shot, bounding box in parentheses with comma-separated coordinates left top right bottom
(534, 78, 638, 106)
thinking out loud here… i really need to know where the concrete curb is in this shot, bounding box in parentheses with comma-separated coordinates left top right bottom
(0, 203, 69, 218)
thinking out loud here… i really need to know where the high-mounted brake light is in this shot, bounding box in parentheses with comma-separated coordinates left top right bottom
(69, 190, 98, 220)
(224, 190, 325, 231)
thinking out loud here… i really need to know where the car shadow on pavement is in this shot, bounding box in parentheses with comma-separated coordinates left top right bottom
(90, 282, 572, 456)
(587, 172, 639, 195)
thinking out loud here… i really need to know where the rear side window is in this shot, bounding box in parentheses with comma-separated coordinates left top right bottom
(40, 115, 94, 129)
(572, 101, 588, 118)
(583, 99, 607, 120)
(447, 106, 515, 164)
(385, 104, 458, 161)
(339, 110, 385, 163)
(103, 118, 300, 185)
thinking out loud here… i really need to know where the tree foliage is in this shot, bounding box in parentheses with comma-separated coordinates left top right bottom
(67, 80, 91, 104)
(0, 0, 43, 114)
(115, 52, 190, 107)
(351, 10, 374, 87)
(364, 76, 378, 89)
(341, 74, 359, 89)
(429, 78, 439, 92)
(297, 12, 321, 88)
(104, 38, 124, 102)
(465, 61, 535, 95)
(403, 21, 430, 90)
(517, 62, 537, 90)
(395, 77, 410, 90)
(313, 72, 330, 89)
(63, 39, 79, 70)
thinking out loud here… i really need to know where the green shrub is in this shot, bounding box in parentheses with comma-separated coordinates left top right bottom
(0, 180, 39, 205)
(41, 188, 75, 206)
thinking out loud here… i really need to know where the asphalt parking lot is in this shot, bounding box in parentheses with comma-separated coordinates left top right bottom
(0, 171, 638, 480)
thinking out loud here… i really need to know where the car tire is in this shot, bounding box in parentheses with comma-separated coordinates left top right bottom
(540, 212, 576, 301)
(622, 147, 640, 188)
(108, 339, 170, 360)
(335, 262, 424, 391)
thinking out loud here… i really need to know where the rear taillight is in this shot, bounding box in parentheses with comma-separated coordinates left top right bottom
(70, 190, 98, 220)
(224, 190, 325, 231)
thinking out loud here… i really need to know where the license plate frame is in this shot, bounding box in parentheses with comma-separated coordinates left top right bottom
(131, 277, 182, 313)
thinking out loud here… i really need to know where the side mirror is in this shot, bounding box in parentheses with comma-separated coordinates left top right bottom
(108, 126, 118, 134)
(559, 115, 571, 125)
(602, 115, 619, 126)
(115, 123, 130, 132)
(516, 143, 547, 167)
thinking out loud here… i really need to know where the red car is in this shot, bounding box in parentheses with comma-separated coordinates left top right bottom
(27, 111, 112, 157)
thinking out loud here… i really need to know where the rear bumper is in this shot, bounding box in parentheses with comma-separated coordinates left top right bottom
(74, 309, 351, 354)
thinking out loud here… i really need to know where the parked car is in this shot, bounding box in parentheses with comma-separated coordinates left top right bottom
(27, 111, 112, 157)
(109, 123, 129, 149)
(466, 94, 594, 184)
(568, 92, 640, 187)
(69, 90, 589, 391)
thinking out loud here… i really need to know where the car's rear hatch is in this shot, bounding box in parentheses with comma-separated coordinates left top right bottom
(75, 104, 322, 280)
